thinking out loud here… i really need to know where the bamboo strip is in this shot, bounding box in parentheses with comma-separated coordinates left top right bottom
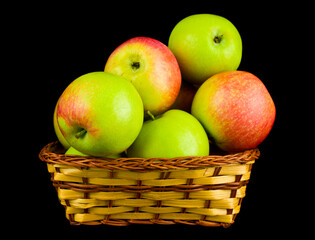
(60, 197, 242, 210)
(47, 161, 253, 180)
(70, 212, 236, 223)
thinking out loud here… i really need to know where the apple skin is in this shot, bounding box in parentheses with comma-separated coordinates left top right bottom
(104, 37, 181, 116)
(65, 146, 89, 156)
(127, 109, 210, 158)
(170, 81, 198, 113)
(65, 147, 123, 159)
(168, 14, 242, 85)
(191, 71, 276, 152)
(53, 100, 70, 149)
(57, 72, 144, 157)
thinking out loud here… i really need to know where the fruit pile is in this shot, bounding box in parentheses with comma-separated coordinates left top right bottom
(54, 14, 276, 158)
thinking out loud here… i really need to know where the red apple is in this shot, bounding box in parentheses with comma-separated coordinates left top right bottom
(104, 37, 181, 116)
(191, 71, 276, 152)
(170, 81, 198, 113)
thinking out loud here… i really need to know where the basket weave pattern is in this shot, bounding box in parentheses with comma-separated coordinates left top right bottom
(39, 141, 260, 227)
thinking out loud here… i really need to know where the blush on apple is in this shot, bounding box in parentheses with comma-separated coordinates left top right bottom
(170, 81, 198, 113)
(191, 71, 276, 152)
(57, 72, 144, 157)
(104, 37, 181, 117)
(53, 99, 70, 150)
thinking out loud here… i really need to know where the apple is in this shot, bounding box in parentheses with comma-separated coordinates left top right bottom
(53, 100, 70, 149)
(65, 147, 89, 156)
(127, 109, 209, 158)
(191, 71, 276, 152)
(65, 147, 123, 159)
(57, 71, 144, 157)
(168, 14, 242, 85)
(170, 81, 198, 113)
(104, 37, 181, 116)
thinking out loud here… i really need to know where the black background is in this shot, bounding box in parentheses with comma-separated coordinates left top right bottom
(22, 1, 301, 237)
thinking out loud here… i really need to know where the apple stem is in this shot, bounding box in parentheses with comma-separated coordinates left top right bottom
(146, 111, 155, 121)
(75, 128, 87, 139)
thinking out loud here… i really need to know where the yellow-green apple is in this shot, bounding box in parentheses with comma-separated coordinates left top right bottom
(65, 147, 123, 159)
(168, 14, 242, 85)
(53, 100, 70, 149)
(127, 109, 209, 158)
(170, 81, 198, 113)
(57, 71, 144, 157)
(191, 71, 276, 152)
(104, 37, 181, 116)
(65, 147, 89, 156)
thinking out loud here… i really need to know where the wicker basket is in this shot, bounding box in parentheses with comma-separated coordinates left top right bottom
(39, 141, 260, 227)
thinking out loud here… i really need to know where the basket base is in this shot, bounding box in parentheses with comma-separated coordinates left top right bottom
(68, 218, 233, 228)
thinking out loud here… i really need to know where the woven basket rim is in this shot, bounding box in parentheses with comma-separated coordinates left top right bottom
(39, 141, 260, 171)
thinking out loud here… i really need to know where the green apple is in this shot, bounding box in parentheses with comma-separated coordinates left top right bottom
(65, 147, 123, 159)
(65, 147, 89, 156)
(53, 99, 70, 149)
(168, 14, 242, 85)
(127, 109, 209, 158)
(57, 72, 144, 157)
(105, 37, 181, 116)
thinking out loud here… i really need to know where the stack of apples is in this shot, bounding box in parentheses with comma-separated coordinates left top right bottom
(54, 14, 276, 158)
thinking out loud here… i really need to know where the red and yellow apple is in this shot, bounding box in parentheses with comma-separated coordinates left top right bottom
(56, 72, 144, 157)
(170, 81, 198, 113)
(191, 71, 276, 152)
(104, 37, 181, 116)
